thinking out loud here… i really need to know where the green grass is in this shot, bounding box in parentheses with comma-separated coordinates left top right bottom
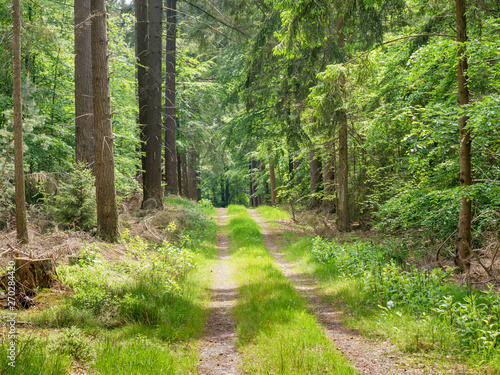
(277, 231, 498, 374)
(17, 198, 219, 373)
(227, 205, 358, 375)
(256, 205, 291, 221)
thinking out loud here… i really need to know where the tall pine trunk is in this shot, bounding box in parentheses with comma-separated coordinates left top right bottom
(322, 139, 336, 213)
(269, 152, 277, 206)
(337, 18, 349, 231)
(91, 0, 119, 242)
(135, 0, 148, 197)
(456, 0, 471, 271)
(74, 0, 94, 170)
(164, 0, 178, 195)
(187, 148, 196, 200)
(13, 0, 28, 244)
(143, 0, 164, 208)
(338, 106, 349, 231)
(309, 148, 322, 209)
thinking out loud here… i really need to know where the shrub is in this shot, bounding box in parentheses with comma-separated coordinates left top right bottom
(51, 163, 96, 232)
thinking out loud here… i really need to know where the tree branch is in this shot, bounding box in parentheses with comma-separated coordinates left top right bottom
(180, 0, 251, 39)
(344, 33, 456, 66)
(165, 6, 235, 42)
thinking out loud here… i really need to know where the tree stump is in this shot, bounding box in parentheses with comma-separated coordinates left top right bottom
(14, 258, 56, 296)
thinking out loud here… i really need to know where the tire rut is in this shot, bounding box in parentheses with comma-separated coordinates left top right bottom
(198, 208, 240, 375)
(249, 209, 446, 375)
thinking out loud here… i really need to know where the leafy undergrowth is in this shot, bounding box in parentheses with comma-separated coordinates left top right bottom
(1, 198, 217, 375)
(226, 205, 358, 375)
(269, 208, 500, 374)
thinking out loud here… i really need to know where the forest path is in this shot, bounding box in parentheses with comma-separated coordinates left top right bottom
(197, 208, 240, 375)
(248, 209, 438, 375)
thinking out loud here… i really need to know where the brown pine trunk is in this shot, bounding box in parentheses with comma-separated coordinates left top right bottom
(455, 0, 471, 271)
(249, 159, 255, 207)
(91, 0, 119, 242)
(337, 17, 349, 231)
(135, 0, 148, 185)
(322, 139, 336, 213)
(177, 150, 182, 195)
(338, 106, 349, 231)
(268, 149, 277, 206)
(13, 0, 28, 244)
(164, 0, 178, 195)
(74, 0, 94, 170)
(187, 148, 196, 200)
(142, 0, 163, 208)
(309, 148, 322, 209)
(180, 150, 189, 197)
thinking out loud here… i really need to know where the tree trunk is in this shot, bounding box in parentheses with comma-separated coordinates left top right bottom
(14, 258, 55, 295)
(177, 150, 182, 195)
(180, 150, 189, 197)
(269, 152, 277, 206)
(91, 0, 119, 242)
(338, 106, 349, 231)
(187, 148, 197, 200)
(135, 0, 148, 189)
(164, 0, 178, 195)
(13, 0, 28, 244)
(322, 139, 336, 213)
(336, 17, 349, 231)
(74, 0, 94, 171)
(249, 159, 255, 207)
(142, 0, 163, 208)
(309, 148, 322, 209)
(455, 0, 471, 272)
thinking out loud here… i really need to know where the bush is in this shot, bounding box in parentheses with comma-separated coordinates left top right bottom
(51, 163, 96, 232)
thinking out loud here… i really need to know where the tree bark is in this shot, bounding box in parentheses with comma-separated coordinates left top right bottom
(135, 0, 148, 197)
(142, 0, 164, 208)
(338, 106, 349, 231)
(74, 0, 94, 171)
(309, 148, 322, 209)
(249, 159, 255, 207)
(187, 148, 197, 200)
(322, 139, 336, 213)
(164, 0, 178, 195)
(180, 150, 189, 197)
(13, 0, 28, 244)
(91, 0, 119, 242)
(336, 17, 349, 231)
(269, 152, 277, 206)
(455, 0, 471, 271)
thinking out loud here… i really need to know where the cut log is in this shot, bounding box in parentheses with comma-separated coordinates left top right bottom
(14, 258, 56, 296)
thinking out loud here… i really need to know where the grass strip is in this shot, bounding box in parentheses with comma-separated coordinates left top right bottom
(226, 205, 357, 375)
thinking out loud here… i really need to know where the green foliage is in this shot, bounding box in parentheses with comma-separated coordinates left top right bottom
(93, 335, 197, 374)
(51, 164, 97, 233)
(436, 291, 500, 355)
(0, 336, 72, 375)
(228, 206, 357, 374)
(54, 327, 96, 363)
